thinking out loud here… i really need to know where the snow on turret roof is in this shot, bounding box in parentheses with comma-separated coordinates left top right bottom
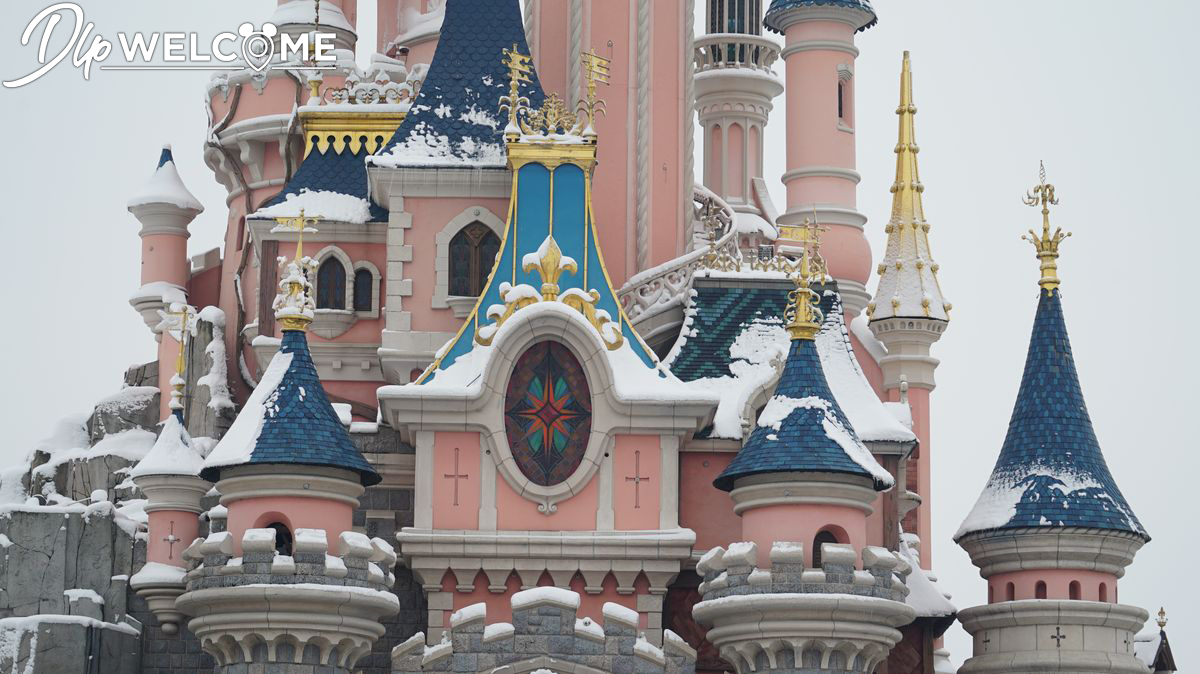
(202, 329, 379, 485)
(127, 145, 204, 212)
(130, 414, 203, 478)
(269, 0, 355, 32)
(764, 0, 877, 33)
(665, 280, 914, 445)
(369, 0, 543, 169)
(253, 145, 387, 224)
(956, 288, 1146, 541)
(712, 284, 894, 491)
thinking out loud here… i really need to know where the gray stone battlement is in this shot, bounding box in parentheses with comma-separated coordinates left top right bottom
(695, 541, 911, 604)
(390, 587, 696, 673)
(180, 527, 396, 594)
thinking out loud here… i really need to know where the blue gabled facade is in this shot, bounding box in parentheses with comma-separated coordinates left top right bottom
(714, 305, 890, 491)
(265, 146, 388, 222)
(200, 329, 380, 486)
(763, 0, 877, 33)
(380, 0, 544, 166)
(957, 289, 1146, 540)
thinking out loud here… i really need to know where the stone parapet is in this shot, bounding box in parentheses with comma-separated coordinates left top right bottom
(957, 528, 1144, 580)
(958, 600, 1149, 674)
(692, 541, 915, 673)
(175, 528, 400, 673)
(390, 587, 696, 674)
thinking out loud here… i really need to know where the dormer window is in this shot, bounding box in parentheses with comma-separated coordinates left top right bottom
(449, 221, 501, 297)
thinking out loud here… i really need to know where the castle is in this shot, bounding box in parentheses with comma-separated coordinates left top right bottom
(0, 1, 1180, 673)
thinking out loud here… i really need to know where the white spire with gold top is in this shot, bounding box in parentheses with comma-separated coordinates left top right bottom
(868, 51, 951, 323)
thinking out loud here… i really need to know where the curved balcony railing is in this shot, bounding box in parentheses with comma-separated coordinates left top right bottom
(693, 33, 781, 73)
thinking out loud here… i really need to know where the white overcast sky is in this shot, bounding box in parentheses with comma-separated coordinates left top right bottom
(0, 0, 1196, 666)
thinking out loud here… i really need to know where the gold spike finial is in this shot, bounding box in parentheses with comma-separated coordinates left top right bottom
(577, 49, 610, 136)
(1156, 607, 1168, 630)
(1021, 161, 1071, 293)
(166, 304, 194, 414)
(500, 45, 534, 141)
(784, 224, 824, 341)
(889, 50, 925, 225)
(271, 209, 320, 331)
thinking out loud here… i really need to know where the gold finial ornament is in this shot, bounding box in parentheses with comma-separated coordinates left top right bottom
(500, 45, 534, 140)
(1156, 607, 1168, 630)
(166, 304, 195, 413)
(784, 226, 824, 341)
(577, 49, 610, 134)
(271, 209, 320, 331)
(525, 235, 577, 301)
(890, 51, 925, 225)
(1022, 161, 1071, 294)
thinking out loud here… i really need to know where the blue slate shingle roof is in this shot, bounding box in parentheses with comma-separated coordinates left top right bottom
(713, 294, 890, 491)
(158, 146, 174, 169)
(265, 146, 388, 222)
(379, 0, 544, 165)
(956, 289, 1146, 541)
(668, 283, 791, 384)
(764, 0, 877, 33)
(199, 329, 380, 486)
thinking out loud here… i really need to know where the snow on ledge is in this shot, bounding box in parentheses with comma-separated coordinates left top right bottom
(252, 189, 373, 225)
(511, 587, 581, 611)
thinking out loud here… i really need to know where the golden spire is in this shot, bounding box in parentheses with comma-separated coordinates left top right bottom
(167, 304, 193, 415)
(890, 51, 924, 225)
(785, 222, 824, 341)
(1022, 161, 1071, 294)
(500, 44, 534, 141)
(1156, 607, 1168, 630)
(271, 210, 320, 331)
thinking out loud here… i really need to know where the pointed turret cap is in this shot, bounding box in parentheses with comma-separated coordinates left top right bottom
(715, 262, 894, 491)
(372, 0, 544, 168)
(131, 414, 204, 478)
(127, 145, 204, 213)
(869, 53, 950, 323)
(956, 195, 1145, 541)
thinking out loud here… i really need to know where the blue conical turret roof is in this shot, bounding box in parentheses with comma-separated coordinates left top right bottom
(956, 289, 1146, 541)
(714, 289, 894, 492)
(373, 0, 544, 168)
(201, 329, 380, 486)
(764, 0, 877, 34)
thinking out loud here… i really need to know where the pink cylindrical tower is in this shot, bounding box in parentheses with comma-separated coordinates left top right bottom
(129, 414, 209, 635)
(378, 0, 443, 65)
(764, 0, 876, 314)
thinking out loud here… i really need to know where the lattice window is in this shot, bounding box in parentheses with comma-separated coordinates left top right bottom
(317, 258, 346, 309)
(448, 221, 500, 296)
(353, 268, 373, 312)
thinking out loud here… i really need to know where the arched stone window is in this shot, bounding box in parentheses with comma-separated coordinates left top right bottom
(353, 268, 373, 312)
(317, 258, 346, 309)
(811, 530, 841, 568)
(449, 221, 501, 297)
(1035, 581, 1048, 599)
(267, 522, 293, 556)
(1069, 580, 1082, 600)
(1098, 582, 1108, 602)
(1005, 582, 1016, 602)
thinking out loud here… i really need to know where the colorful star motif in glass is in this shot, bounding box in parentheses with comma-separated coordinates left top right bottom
(504, 341, 592, 486)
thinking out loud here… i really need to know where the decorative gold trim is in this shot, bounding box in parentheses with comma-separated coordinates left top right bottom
(784, 223, 825, 341)
(1021, 161, 1071, 294)
(300, 109, 408, 157)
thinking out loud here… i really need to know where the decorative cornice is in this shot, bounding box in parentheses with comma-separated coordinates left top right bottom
(780, 39, 859, 59)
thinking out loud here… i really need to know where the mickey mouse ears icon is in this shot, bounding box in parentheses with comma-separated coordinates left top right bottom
(238, 23, 278, 73)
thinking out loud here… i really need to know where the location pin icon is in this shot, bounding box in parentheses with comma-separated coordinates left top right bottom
(239, 23, 277, 73)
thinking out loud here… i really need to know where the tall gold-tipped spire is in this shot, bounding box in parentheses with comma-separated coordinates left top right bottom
(785, 223, 824, 341)
(868, 51, 950, 323)
(890, 51, 924, 225)
(1022, 161, 1071, 294)
(271, 210, 320, 331)
(167, 304, 194, 415)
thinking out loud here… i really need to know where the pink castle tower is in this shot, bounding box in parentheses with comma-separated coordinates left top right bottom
(954, 176, 1150, 673)
(695, 0, 784, 242)
(765, 0, 876, 315)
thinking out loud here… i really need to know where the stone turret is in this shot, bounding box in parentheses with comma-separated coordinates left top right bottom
(954, 173, 1150, 673)
(694, 541, 913, 672)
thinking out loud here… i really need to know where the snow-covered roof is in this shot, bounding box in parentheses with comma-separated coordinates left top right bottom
(127, 146, 203, 212)
(898, 534, 956, 619)
(253, 141, 387, 223)
(201, 329, 379, 485)
(665, 280, 913, 445)
(130, 414, 204, 478)
(369, 0, 543, 168)
(713, 297, 894, 491)
(956, 289, 1146, 541)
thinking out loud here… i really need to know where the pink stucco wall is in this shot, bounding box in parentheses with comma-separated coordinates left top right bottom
(741, 503, 865, 568)
(432, 432, 481, 530)
(225, 495, 354, 555)
(141, 234, 189, 286)
(612, 435, 661, 531)
(679, 452, 741, 551)
(988, 569, 1118, 603)
(147, 510, 199, 569)
(442, 569, 644, 630)
(496, 471, 599, 531)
